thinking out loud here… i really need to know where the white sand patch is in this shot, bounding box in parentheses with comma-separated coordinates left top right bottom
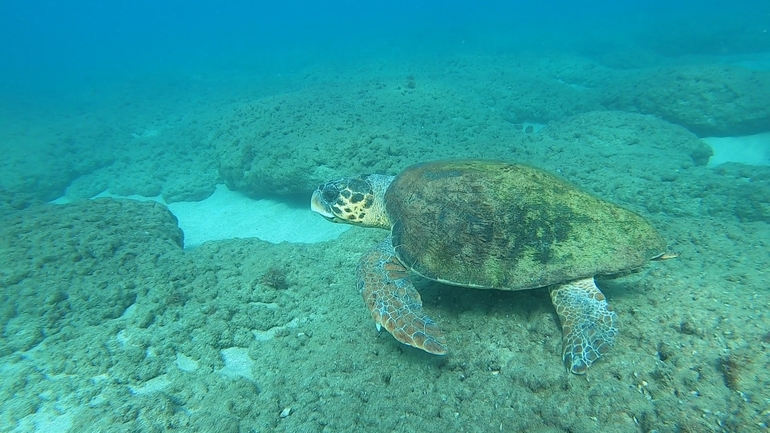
(175, 353, 199, 372)
(218, 347, 255, 381)
(718, 52, 770, 71)
(253, 317, 301, 341)
(115, 329, 131, 348)
(167, 184, 348, 248)
(522, 122, 546, 133)
(702, 133, 770, 167)
(119, 303, 137, 320)
(129, 374, 171, 395)
(52, 183, 349, 248)
(16, 410, 74, 433)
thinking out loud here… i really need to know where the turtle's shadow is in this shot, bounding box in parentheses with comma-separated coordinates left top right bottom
(412, 276, 631, 348)
(386, 276, 635, 370)
(415, 277, 551, 318)
(415, 274, 632, 323)
(399, 278, 558, 369)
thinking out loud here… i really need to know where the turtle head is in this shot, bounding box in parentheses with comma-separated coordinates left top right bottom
(311, 174, 393, 229)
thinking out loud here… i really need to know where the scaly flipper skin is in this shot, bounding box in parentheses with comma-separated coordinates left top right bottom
(549, 277, 618, 374)
(356, 236, 447, 355)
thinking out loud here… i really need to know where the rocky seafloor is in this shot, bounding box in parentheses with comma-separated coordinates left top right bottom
(1, 53, 769, 432)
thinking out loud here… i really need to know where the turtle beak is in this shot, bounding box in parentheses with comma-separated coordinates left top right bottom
(310, 190, 336, 219)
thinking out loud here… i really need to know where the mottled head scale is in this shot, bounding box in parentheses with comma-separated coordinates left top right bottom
(310, 174, 393, 228)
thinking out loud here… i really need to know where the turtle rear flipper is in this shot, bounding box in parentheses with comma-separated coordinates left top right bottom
(357, 236, 447, 355)
(549, 278, 618, 374)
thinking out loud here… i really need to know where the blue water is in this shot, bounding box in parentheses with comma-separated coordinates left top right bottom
(1, 0, 768, 99)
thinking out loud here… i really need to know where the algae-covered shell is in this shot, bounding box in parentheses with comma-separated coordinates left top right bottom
(385, 160, 666, 290)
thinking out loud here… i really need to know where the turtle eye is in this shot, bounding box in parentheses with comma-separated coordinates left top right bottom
(321, 185, 339, 202)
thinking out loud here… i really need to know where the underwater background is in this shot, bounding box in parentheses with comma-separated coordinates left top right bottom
(1, 0, 769, 432)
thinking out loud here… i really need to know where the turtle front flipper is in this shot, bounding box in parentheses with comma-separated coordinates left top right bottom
(549, 277, 618, 374)
(356, 236, 447, 355)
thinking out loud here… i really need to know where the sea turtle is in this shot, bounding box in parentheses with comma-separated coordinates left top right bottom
(310, 159, 668, 374)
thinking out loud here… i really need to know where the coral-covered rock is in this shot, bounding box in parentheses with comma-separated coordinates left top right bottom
(213, 79, 523, 197)
(604, 65, 770, 136)
(0, 199, 183, 355)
